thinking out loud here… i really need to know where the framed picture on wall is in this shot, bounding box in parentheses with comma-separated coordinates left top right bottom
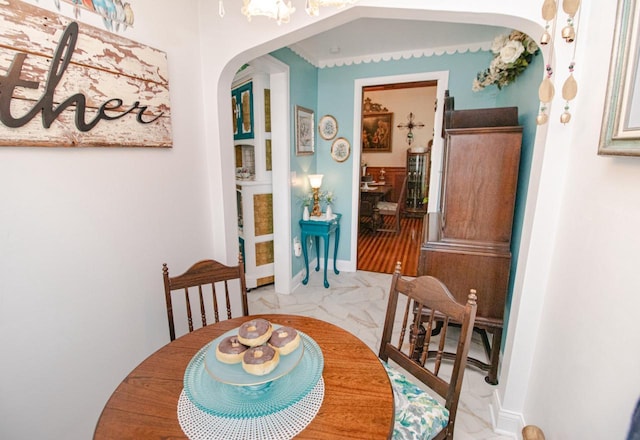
(599, 0, 640, 156)
(319, 114, 338, 140)
(295, 105, 315, 156)
(362, 112, 393, 152)
(331, 137, 351, 162)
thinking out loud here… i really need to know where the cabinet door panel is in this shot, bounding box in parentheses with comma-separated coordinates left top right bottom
(441, 128, 521, 245)
(420, 247, 510, 321)
(232, 82, 254, 140)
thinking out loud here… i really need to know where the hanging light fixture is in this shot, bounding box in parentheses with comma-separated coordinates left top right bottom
(242, 0, 295, 24)
(305, 0, 358, 16)
(219, 0, 357, 23)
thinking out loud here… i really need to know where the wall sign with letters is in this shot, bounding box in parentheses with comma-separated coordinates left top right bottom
(0, 0, 172, 147)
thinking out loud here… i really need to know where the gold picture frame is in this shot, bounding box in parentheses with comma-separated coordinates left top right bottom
(319, 114, 338, 140)
(362, 112, 393, 152)
(331, 137, 351, 162)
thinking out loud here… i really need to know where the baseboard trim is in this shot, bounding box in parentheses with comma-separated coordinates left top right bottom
(489, 390, 525, 439)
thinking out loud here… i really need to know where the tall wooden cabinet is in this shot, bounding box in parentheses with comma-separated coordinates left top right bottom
(417, 106, 522, 384)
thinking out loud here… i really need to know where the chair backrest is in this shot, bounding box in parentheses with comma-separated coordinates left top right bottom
(162, 255, 249, 341)
(379, 176, 407, 215)
(379, 262, 477, 437)
(395, 175, 408, 211)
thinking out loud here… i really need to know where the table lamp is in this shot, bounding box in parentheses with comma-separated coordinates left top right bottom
(308, 174, 324, 217)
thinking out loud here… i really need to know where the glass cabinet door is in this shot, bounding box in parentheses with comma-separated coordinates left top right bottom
(405, 150, 430, 216)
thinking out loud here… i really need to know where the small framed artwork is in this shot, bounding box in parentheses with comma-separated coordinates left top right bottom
(599, 0, 640, 156)
(295, 105, 315, 156)
(362, 112, 393, 152)
(318, 114, 338, 140)
(331, 137, 351, 162)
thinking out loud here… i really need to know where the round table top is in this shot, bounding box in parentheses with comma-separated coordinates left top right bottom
(93, 314, 394, 439)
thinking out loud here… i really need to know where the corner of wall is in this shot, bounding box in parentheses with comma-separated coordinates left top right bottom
(490, 389, 524, 439)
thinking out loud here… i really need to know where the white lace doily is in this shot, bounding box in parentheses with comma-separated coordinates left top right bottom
(178, 377, 325, 440)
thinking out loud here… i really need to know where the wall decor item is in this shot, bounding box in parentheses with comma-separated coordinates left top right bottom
(318, 114, 338, 140)
(0, 0, 171, 148)
(472, 30, 540, 91)
(295, 105, 314, 155)
(331, 137, 351, 162)
(362, 97, 388, 113)
(58, 0, 135, 33)
(599, 0, 640, 156)
(397, 112, 425, 146)
(362, 112, 393, 152)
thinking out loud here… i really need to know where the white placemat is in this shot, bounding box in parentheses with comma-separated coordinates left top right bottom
(178, 377, 324, 440)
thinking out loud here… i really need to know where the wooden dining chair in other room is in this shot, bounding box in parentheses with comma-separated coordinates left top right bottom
(379, 262, 477, 440)
(376, 176, 407, 233)
(359, 197, 375, 232)
(162, 255, 249, 341)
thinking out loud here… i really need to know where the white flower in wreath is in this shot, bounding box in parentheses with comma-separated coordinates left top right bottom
(491, 34, 510, 54)
(499, 40, 525, 64)
(473, 30, 539, 91)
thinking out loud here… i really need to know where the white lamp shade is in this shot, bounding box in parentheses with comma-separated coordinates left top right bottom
(308, 174, 324, 188)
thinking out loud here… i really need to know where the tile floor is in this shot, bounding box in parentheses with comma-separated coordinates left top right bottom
(248, 270, 514, 440)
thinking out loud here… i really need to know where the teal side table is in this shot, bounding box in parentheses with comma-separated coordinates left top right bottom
(299, 214, 341, 288)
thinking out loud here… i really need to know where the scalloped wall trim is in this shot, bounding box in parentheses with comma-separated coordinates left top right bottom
(289, 41, 492, 68)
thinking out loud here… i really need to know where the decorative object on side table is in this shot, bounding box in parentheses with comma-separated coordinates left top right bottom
(308, 174, 324, 217)
(318, 115, 338, 140)
(472, 30, 539, 91)
(330, 137, 350, 162)
(323, 190, 335, 219)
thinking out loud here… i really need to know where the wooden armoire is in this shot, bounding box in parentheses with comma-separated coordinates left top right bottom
(416, 103, 522, 385)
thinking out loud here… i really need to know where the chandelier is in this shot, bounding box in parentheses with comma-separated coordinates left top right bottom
(219, 0, 358, 24)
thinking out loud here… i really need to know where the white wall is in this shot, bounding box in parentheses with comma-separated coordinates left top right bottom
(2, 1, 640, 439)
(0, 1, 214, 438)
(506, 0, 640, 437)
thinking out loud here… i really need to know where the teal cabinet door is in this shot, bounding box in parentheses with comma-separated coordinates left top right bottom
(232, 82, 254, 140)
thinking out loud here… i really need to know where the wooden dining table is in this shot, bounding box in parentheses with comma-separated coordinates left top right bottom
(94, 314, 394, 439)
(360, 184, 392, 232)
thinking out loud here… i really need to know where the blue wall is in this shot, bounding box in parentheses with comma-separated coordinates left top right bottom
(273, 46, 543, 302)
(494, 53, 544, 329)
(313, 49, 509, 260)
(271, 48, 319, 277)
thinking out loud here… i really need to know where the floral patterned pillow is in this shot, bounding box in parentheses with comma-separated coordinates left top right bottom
(383, 362, 449, 440)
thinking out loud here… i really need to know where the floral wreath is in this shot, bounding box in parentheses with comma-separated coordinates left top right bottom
(473, 30, 539, 91)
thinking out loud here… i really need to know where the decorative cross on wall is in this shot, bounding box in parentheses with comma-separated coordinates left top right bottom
(397, 112, 425, 146)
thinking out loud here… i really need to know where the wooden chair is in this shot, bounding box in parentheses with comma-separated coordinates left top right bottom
(376, 176, 407, 233)
(379, 262, 477, 440)
(162, 255, 249, 341)
(358, 197, 375, 232)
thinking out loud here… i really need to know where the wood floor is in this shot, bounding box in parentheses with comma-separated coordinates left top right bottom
(357, 215, 424, 276)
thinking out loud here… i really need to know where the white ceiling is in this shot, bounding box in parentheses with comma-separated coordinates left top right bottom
(289, 18, 509, 67)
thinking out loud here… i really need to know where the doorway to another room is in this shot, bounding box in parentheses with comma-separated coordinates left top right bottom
(354, 75, 446, 277)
